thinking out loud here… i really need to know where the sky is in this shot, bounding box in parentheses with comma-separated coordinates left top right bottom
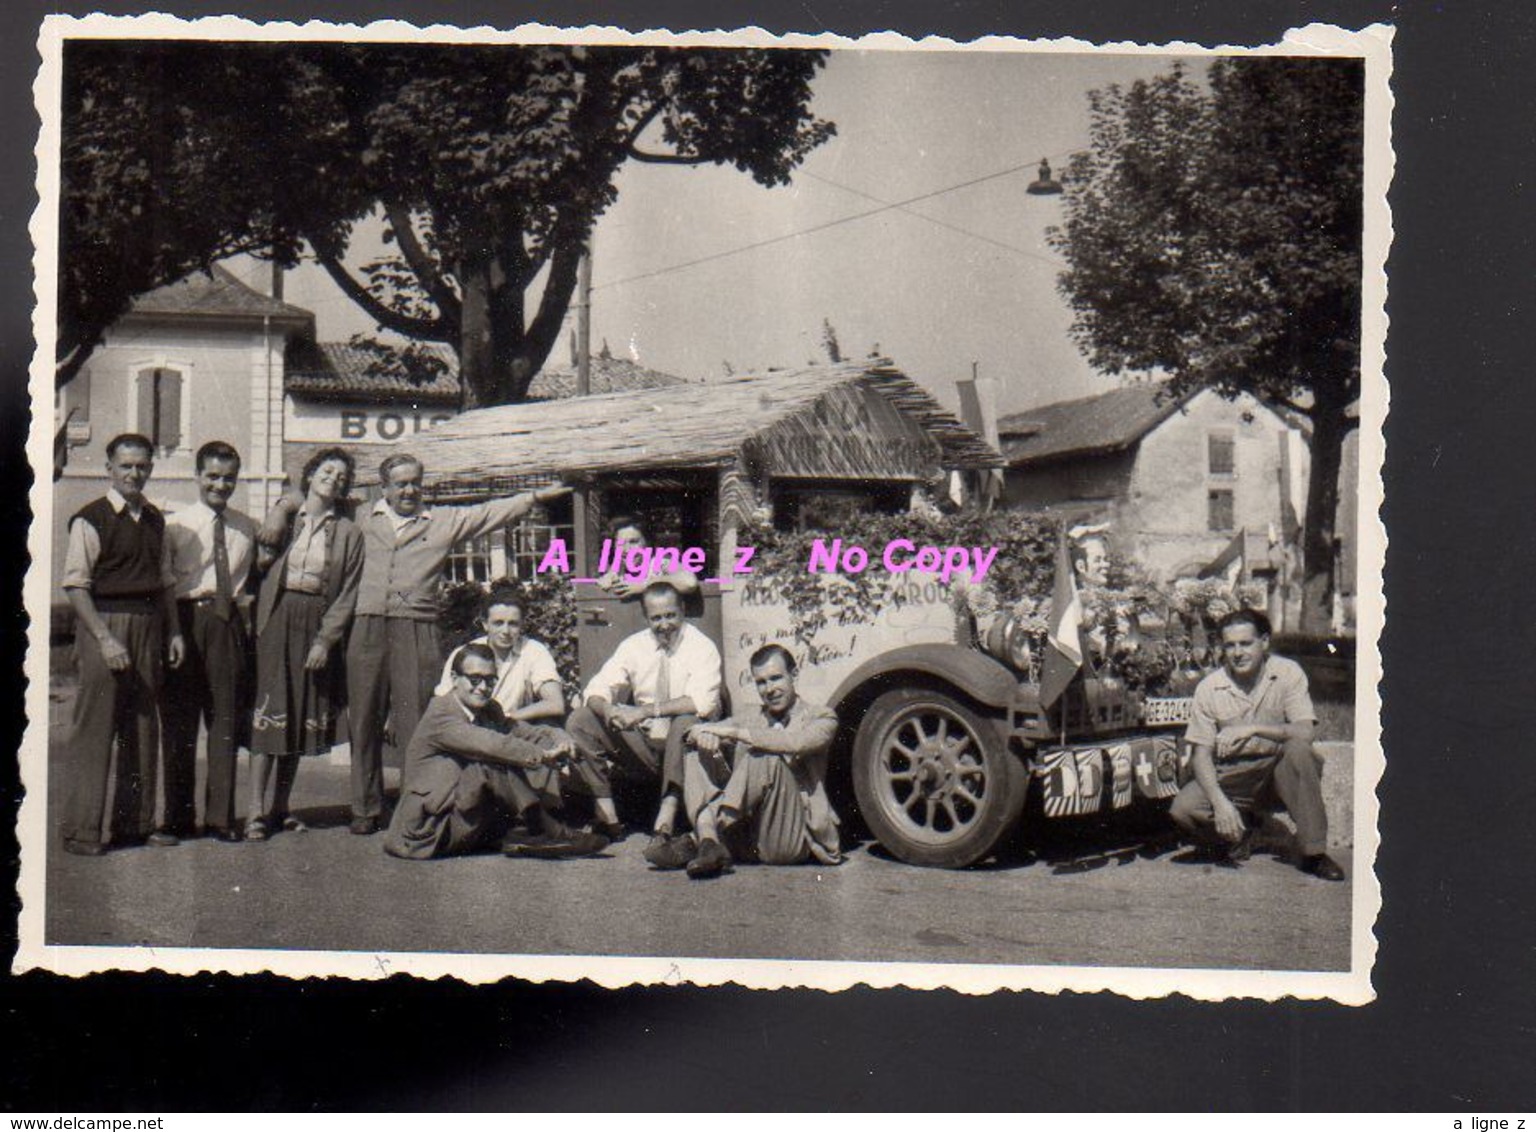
(231, 47, 1197, 418)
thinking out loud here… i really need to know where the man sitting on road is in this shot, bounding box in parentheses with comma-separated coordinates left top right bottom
(437, 584, 566, 724)
(1169, 608, 1346, 881)
(384, 643, 607, 861)
(436, 584, 620, 835)
(646, 644, 842, 879)
(565, 582, 720, 846)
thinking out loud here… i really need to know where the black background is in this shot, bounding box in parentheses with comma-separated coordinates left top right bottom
(3, 0, 1533, 1113)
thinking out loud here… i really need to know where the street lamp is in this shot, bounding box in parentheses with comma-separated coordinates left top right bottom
(1026, 157, 1063, 196)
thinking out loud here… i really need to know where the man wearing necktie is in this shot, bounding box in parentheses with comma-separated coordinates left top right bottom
(160, 441, 258, 842)
(59, 434, 184, 856)
(566, 582, 722, 843)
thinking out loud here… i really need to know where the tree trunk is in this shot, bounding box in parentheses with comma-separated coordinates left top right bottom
(457, 247, 572, 409)
(1298, 390, 1353, 635)
(458, 254, 496, 410)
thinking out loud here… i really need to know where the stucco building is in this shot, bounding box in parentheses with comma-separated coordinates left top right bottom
(51, 267, 687, 602)
(997, 383, 1314, 586)
(53, 266, 311, 596)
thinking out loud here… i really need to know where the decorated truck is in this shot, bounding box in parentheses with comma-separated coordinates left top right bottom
(714, 515, 1200, 868)
(387, 361, 1205, 869)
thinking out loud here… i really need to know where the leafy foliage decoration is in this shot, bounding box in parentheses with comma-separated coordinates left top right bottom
(738, 509, 1059, 647)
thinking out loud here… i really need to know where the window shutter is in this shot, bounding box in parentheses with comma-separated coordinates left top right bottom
(1208, 433, 1235, 476)
(63, 368, 90, 423)
(158, 368, 183, 451)
(136, 369, 156, 442)
(1208, 489, 1235, 533)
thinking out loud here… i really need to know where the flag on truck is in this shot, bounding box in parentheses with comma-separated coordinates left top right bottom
(1039, 534, 1087, 710)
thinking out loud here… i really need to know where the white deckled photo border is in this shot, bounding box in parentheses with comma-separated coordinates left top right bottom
(19, 14, 1392, 1002)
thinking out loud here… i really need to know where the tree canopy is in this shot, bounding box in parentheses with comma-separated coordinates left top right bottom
(58, 41, 835, 403)
(1050, 57, 1365, 632)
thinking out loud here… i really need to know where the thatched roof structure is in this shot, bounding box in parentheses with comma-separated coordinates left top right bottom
(356, 362, 1001, 496)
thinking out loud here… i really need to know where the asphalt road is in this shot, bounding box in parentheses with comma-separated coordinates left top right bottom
(38, 686, 1355, 972)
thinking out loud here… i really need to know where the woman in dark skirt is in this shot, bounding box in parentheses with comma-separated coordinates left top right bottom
(247, 447, 364, 840)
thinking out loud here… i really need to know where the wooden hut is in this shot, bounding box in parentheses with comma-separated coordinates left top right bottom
(360, 361, 1002, 678)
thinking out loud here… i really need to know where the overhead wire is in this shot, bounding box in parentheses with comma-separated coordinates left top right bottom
(794, 168, 1067, 268)
(83, 144, 1093, 350)
(592, 151, 1083, 293)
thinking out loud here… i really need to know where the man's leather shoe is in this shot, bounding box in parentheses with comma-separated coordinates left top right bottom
(146, 829, 180, 848)
(643, 833, 698, 870)
(349, 816, 381, 836)
(209, 827, 243, 843)
(505, 829, 609, 859)
(1300, 853, 1346, 882)
(1226, 826, 1256, 864)
(686, 837, 732, 879)
(61, 838, 106, 857)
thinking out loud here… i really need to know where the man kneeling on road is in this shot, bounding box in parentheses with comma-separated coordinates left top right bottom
(384, 643, 608, 861)
(1169, 608, 1346, 881)
(646, 644, 842, 879)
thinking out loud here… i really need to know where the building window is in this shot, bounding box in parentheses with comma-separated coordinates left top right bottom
(133, 365, 185, 454)
(446, 499, 576, 587)
(60, 368, 92, 445)
(445, 532, 498, 587)
(507, 518, 575, 580)
(1208, 489, 1235, 533)
(1208, 431, 1236, 476)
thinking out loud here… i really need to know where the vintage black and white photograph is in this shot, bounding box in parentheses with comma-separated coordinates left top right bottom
(19, 16, 1389, 999)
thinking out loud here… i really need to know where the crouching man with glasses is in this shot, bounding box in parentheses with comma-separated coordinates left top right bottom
(384, 643, 608, 861)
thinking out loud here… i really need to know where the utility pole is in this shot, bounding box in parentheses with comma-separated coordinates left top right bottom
(576, 237, 593, 396)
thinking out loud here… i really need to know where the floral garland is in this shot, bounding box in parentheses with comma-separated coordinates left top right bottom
(737, 506, 1059, 646)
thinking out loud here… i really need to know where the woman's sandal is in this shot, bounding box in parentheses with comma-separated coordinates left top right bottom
(245, 818, 269, 842)
(280, 816, 308, 834)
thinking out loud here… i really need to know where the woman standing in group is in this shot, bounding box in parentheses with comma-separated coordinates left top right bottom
(247, 447, 364, 840)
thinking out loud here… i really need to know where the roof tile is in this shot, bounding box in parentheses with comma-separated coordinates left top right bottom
(997, 382, 1189, 465)
(284, 343, 690, 406)
(127, 265, 314, 323)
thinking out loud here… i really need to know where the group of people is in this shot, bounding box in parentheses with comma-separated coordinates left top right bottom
(59, 433, 839, 880)
(60, 432, 1344, 883)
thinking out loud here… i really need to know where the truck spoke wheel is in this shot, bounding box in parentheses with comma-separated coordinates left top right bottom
(852, 688, 1027, 868)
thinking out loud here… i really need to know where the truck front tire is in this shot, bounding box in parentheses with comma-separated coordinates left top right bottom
(851, 687, 1027, 868)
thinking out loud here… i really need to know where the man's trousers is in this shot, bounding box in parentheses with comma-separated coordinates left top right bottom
(701, 752, 814, 865)
(1169, 736, 1330, 857)
(161, 600, 250, 835)
(346, 614, 441, 821)
(565, 705, 695, 798)
(61, 609, 162, 847)
(384, 760, 540, 860)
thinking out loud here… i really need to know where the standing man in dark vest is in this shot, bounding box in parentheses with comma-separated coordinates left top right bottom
(160, 440, 257, 843)
(59, 433, 184, 856)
